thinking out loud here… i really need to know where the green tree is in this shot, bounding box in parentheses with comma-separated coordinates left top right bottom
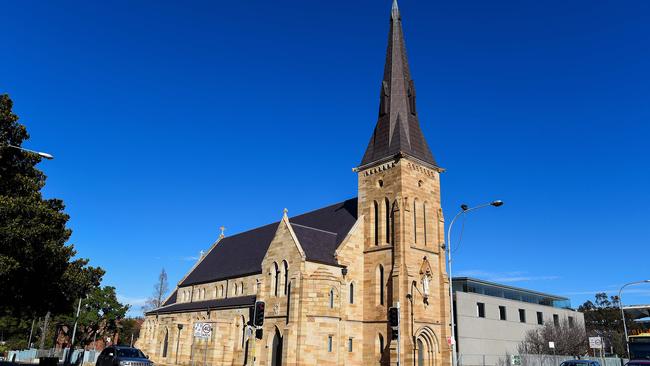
(577, 292, 643, 357)
(117, 318, 142, 346)
(0, 94, 104, 318)
(56, 286, 130, 347)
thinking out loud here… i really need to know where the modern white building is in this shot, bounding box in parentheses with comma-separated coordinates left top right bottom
(452, 277, 584, 365)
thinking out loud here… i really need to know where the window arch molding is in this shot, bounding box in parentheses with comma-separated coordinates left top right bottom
(414, 326, 440, 366)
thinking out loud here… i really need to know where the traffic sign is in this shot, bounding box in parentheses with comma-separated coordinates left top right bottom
(193, 322, 213, 339)
(589, 337, 603, 349)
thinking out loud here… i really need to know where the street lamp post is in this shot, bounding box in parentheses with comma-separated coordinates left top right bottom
(618, 279, 650, 358)
(446, 200, 504, 366)
(3, 144, 54, 159)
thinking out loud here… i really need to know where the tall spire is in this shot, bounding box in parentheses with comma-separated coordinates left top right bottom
(359, 1, 437, 169)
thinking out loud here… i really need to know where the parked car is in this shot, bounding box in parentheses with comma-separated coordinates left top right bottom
(626, 361, 650, 366)
(560, 360, 601, 366)
(96, 346, 153, 366)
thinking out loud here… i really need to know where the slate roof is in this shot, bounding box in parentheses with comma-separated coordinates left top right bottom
(162, 289, 177, 306)
(146, 295, 256, 315)
(178, 198, 358, 287)
(360, 0, 437, 169)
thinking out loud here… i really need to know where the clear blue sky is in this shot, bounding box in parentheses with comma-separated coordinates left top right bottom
(2, 0, 649, 316)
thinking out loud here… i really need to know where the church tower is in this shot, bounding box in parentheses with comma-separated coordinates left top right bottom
(357, 1, 452, 365)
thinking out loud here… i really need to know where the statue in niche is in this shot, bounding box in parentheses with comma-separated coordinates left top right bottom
(419, 256, 433, 304)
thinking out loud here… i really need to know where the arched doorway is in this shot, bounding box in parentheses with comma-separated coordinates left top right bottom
(414, 327, 439, 366)
(271, 328, 283, 366)
(417, 338, 425, 366)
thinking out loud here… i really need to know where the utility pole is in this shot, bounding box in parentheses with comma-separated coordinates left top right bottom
(40, 311, 51, 350)
(70, 298, 82, 347)
(27, 318, 36, 349)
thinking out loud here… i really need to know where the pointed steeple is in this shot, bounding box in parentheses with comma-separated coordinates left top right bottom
(359, 1, 437, 169)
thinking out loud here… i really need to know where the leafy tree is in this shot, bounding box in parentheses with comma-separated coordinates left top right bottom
(0, 94, 104, 317)
(117, 318, 142, 346)
(142, 268, 168, 313)
(518, 319, 587, 356)
(56, 286, 130, 347)
(0, 315, 33, 350)
(578, 292, 640, 357)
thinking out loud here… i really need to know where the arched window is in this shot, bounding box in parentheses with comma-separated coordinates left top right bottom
(423, 202, 428, 246)
(413, 198, 418, 243)
(282, 260, 289, 295)
(377, 333, 384, 360)
(241, 315, 246, 347)
(273, 262, 280, 296)
(234, 283, 238, 296)
(377, 265, 384, 305)
(162, 328, 169, 357)
(329, 288, 335, 309)
(349, 283, 354, 304)
(219, 285, 224, 298)
(214, 286, 218, 298)
(373, 201, 379, 246)
(384, 198, 390, 244)
(240, 282, 244, 295)
(286, 282, 291, 324)
(417, 338, 425, 366)
(271, 328, 283, 366)
(243, 339, 250, 365)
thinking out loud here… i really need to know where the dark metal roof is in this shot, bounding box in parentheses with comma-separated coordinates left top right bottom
(179, 198, 358, 286)
(290, 224, 339, 265)
(162, 289, 177, 306)
(146, 295, 256, 315)
(360, 0, 437, 169)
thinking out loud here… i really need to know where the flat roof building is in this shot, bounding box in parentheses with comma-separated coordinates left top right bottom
(452, 277, 584, 366)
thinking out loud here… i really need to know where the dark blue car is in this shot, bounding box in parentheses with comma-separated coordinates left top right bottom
(560, 360, 601, 366)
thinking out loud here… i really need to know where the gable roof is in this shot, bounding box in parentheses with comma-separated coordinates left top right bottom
(178, 198, 358, 287)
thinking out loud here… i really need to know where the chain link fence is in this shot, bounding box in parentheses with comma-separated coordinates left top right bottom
(459, 354, 628, 366)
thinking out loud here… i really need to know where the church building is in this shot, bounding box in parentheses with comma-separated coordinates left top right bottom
(138, 2, 452, 365)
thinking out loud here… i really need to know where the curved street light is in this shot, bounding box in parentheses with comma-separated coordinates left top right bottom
(619, 279, 650, 357)
(4, 144, 54, 160)
(446, 200, 503, 366)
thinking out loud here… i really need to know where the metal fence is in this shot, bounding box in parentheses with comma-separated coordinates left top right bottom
(6, 348, 99, 365)
(458, 354, 628, 366)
